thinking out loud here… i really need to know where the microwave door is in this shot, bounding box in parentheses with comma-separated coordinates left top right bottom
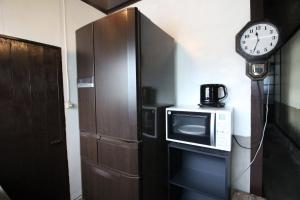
(170, 113, 212, 145)
(210, 113, 216, 146)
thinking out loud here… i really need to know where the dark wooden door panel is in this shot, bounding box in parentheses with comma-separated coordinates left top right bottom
(28, 44, 47, 134)
(0, 39, 32, 198)
(94, 9, 139, 141)
(78, 88, 97, 134)
(98, 137, 139, 175)
(76, 23, 94, 79)
(11, 41, 32, 136)
(0, 38, 14, 133)
(25, 43, 51, 198)
(44, 47, 64, 144)
(0, 36, 69, 200)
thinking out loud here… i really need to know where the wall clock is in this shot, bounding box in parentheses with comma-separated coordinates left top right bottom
(236, 21, 280, 62)
(236, 21, 280, 80)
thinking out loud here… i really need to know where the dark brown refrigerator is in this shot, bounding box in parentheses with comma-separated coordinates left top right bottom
(76, 8, 175, 200)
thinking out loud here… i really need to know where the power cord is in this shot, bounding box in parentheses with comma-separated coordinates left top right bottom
(233, 135, 252, 149)
(233, 81, 266, 149)
(233, 135, 263, 150)
(234, 80, 270, 182)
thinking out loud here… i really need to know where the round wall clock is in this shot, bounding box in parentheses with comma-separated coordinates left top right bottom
(236, 21, 280, 61)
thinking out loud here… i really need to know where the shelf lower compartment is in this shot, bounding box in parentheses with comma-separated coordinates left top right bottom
(168, 143, 230, 200)
(169, 184, 223, 200)
(169, 168, 225, 200)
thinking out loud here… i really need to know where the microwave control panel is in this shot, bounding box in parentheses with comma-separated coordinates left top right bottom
(215, 112, 232, 151)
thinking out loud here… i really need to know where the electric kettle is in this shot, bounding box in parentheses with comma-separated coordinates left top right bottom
(200, 84, 228, 107)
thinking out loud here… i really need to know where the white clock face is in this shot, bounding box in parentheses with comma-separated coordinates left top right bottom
(240, 23, 279, 56)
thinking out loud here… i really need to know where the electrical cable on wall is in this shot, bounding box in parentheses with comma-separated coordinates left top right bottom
(61, 0, 73, 109)
(234, 81, 270, 182)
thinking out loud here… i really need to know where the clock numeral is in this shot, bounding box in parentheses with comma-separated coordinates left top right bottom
(272, 36, 276, 40)
(242, 40, 246, 44)
(250, 29, 254, 33)
(264, 48, 268, 52)
(245, 34, 250, 39)
(256, 26, 261, 30)
(256, 50, 260, 54)
(270, 42, 273, 46)
(270, 29, 274, 34)
(245, 46, 248, 50)
(265, 26, 267, 30)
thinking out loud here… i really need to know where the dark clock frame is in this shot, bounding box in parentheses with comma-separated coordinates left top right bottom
(246, 61, 268, 80)
(236, 20, 281, 62)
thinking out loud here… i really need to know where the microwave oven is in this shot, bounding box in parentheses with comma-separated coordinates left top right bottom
(142, 105, 172, 139)
(166, 106, 233, 151)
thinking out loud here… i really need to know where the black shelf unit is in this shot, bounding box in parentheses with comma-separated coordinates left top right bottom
(168, 143, 231, 200)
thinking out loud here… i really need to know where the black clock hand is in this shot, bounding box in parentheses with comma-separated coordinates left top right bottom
(253, 32, 260, 52)
(253, 40, 259, 52)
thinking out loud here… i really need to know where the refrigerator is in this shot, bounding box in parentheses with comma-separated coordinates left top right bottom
(76, 7, 175, 200)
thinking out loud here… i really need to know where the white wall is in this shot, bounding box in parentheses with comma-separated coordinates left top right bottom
(0, 0, 62, 46)
(281, 29, 300, 109)
(0, 0, 102, 199)
(0, 0, 252, 197)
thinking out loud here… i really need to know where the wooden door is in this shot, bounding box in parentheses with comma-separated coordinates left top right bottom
(94, 8, 139, 141)
(0, 36, 70, 200)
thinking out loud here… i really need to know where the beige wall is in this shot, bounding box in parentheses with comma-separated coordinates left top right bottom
(0, 0, 251, 197)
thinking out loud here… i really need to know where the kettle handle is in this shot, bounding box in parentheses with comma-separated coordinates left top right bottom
(218, 85, 228, 100)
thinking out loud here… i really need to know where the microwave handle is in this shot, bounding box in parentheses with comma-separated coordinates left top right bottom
(210, 113, 216, 146)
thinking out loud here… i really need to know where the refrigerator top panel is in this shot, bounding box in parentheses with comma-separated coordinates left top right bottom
(81, 0, 141, 14)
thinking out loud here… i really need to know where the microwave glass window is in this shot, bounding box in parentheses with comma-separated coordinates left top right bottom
(142, 108, 155, 137)
(172, 114, 208, 137)
(168, 112, 212, 145)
